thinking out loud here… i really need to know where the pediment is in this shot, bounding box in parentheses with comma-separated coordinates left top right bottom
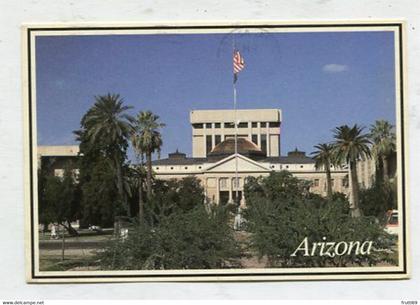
(205, 154, 270, 173)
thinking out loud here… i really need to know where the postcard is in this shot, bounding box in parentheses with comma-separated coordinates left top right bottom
(22, 21, 409, 282)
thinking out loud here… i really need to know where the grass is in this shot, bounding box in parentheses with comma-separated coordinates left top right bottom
(39, 255, 99, 271)
(39, 228, 113, 241)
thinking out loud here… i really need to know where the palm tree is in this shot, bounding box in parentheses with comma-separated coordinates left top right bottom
(311, 143, 335, 198)
(80, 93, 133, 216)
(128, 162, 147, 222)
(369, 120, 396, 181)
(131, 111, 165, 202)
(332, 124, 371, 217)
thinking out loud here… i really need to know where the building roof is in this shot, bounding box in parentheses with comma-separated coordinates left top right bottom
(37, 145, 79, 157)
(152, 149, 315, 166)
(190, 109, 281, 123)
(208, 138, 266, 158)
(263, 156, 315, 164)
(151, 156, 207, 166)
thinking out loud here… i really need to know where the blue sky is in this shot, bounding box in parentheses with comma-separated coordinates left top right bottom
(36, 30, 396, 159)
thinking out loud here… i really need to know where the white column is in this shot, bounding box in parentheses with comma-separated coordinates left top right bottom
(228, 178, 233, 203)
(216, 177, 220, 205)
(203, 123, 207, 156)
(266, 125, 270, 156)
(221, 122, 225, 141)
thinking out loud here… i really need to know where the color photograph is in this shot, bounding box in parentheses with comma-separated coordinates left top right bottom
(23, 22, 408, 282)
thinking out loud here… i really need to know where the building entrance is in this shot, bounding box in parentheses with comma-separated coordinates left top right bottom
(233, 191, 242, 205)
(219, 191, 230, 205)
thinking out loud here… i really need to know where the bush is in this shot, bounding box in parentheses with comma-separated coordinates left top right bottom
(244, 171, 396, 267)
(360, 179, 397, 220)
(97, 204, 241, 270)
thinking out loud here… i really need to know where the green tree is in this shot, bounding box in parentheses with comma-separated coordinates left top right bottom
(360, 179, 397, 219)
(243, 172, 395, 267)
(75, 93, 133, 221)
(97, 177, 240, 270)
(127, 163, 147, 222)
(144, 177, 205, 226)
(40, 167, 81, 236)
(79, 158, 126, 227)
(130, 111, 165, 200)
(332, 124, 371, 217)
(311, 143, 335, 198)
(369, 120, 396, 181)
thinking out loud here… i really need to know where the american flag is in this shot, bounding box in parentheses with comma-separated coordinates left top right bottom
(233, 50, 245, 83)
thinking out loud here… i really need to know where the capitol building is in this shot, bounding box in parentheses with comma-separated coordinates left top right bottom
(37, 108, 378, 207)
(151, 109, 355, 206)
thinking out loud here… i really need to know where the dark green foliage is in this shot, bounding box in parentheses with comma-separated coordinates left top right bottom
(244, 171, 311, 203)
(144, 177, 205, 225)
(79, 158, 125, 227)
(74, 93, 133, 225)
(360, 180, 397, 220)
(244, 171, 396, 267)
(98, 203, 241, 270)
(38, 167, 81, 235)
(97, 176, 241, 270)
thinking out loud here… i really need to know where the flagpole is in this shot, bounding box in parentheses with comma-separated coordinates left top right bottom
(234, 79, 238, 206)
(233, 40, 239, 207)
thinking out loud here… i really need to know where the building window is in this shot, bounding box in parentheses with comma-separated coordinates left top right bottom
(260, 122, 267, 128)
(314, 179, 320, 187)
(156, 167, 159, 170)
(184, 166, 188, 170)
(215, 135, 221, 146)
(251, 122, 258, 128)
(198, 166, 202, 169)
(238, 122, 248, 128)
(269, 122, 280, 128)
(206, 135, 212, 155)
(331, 179, 335, 187)
(224, 122, 235, 128)
(285, 165, 289, 169)
(271, 165, 275, 169)
(300, 165, 303, 168)
(252, 134, 258, 145)
(225, 134, 235, 139)
(261, 134, 267, 155)
(192, 123, 203, 129)
(232, 177, 241, 188)
(215, 123, 221, 128)
(205, 123, 212, 128)
(170, 167, 174, 170)
(342, 177, 349, 188)
(220, 178, 228, 189)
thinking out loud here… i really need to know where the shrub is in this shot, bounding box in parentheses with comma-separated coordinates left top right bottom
(244, 171, 396, 267)
(97, 197, 241, 270)
(360, 179, 397, 220)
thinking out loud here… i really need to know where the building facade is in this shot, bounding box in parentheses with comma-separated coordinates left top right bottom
(37, 109, 381, 207)
(37, 145, 80, 177)
(190, 109, 281, 158)
(153, 109, 350, 207)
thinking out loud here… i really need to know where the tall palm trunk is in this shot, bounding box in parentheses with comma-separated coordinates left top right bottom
(382, 155, 389, 181)
(349, 160, 361, 217)
(115, 156, 130, 217)
(137, 154, 145, 223)
(325, 161, 333, 199)
(146, 151, 153, 199)
(138, 179, 144, 223)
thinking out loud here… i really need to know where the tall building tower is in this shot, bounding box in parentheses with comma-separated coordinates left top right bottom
(190, 109, 282, 158)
